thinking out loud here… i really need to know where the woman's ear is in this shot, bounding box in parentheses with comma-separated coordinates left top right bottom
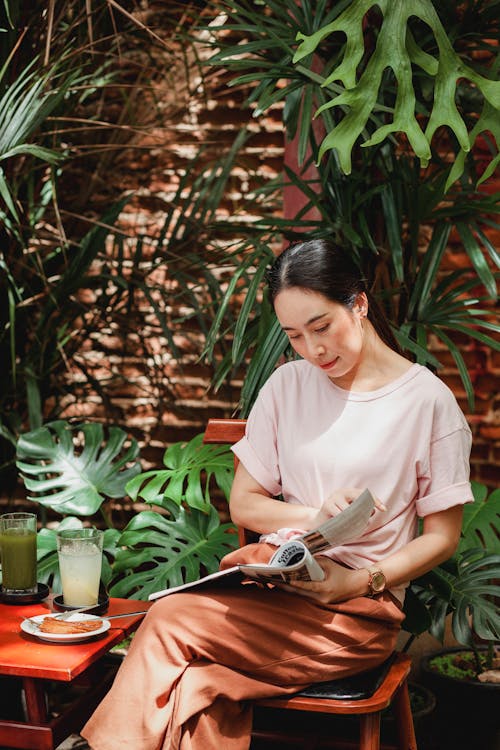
(354, 292, 368, 318)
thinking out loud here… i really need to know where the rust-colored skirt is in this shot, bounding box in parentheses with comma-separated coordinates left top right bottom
(82, 583, 403, 750)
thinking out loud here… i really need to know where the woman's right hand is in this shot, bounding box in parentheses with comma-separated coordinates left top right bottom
(312, 487, 386, 527)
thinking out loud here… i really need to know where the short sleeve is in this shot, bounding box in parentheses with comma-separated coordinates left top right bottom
(416, 427, 473, 516)
(231, 383, 282, 496)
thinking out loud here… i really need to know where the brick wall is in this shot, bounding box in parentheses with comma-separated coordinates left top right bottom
(48, 41, 286, 473)
(44, 19, 500, 492)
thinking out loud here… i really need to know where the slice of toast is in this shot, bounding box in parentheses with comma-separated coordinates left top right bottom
(39, 617, 103, 634)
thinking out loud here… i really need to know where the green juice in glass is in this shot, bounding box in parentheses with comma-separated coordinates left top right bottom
(0, 528, 37, 592)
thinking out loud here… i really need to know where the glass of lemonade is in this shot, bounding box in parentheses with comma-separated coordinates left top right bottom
(0, 512, 38, 594)
(57, 528, 104, 606)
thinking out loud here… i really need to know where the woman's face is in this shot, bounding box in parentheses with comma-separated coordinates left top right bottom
(274, 287, 367, 386)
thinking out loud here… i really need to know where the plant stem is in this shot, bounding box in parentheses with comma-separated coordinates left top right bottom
(100, 505, 113, 530)
(472, 644, 483, 676)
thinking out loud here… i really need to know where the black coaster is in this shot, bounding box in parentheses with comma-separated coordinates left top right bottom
(52, 592, 109, 615)
(0, 582, 50, 605)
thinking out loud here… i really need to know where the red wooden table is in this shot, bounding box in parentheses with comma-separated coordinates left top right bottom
(0, 596, 151, 750)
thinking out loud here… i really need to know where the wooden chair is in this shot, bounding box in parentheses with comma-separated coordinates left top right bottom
(203, 418, 417, 750)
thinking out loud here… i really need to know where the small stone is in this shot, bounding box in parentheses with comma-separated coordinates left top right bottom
(477, 669, 500, 684)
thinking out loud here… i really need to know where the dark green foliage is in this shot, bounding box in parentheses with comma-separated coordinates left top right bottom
(16, 424, 237, 598)
(200, 1, 499, 415)
(403, 482, 500, 656)
(109, 502, 237, 600)
(126, 433, 234, 513)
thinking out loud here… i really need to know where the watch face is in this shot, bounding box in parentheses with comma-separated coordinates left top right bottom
(371, 571, 385, 592)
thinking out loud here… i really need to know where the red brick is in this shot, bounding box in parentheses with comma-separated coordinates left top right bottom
(437, 349, 487, 370)
(479, 426, 500, 441)
(440, 374, 468, 394)
(491, 349, 500, 370)
(470, 442, 493, 462)
(474, 463, 500, 488)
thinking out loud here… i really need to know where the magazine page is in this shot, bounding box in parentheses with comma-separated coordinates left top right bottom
(148, 567, 244, 600)
(299, 488, 374, 554)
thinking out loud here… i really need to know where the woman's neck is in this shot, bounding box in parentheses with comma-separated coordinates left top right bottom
(329, 324, 411, 392)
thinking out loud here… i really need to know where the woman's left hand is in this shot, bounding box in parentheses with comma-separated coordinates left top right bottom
(219, 542, 278, 570)
(276, 556, 356, 604)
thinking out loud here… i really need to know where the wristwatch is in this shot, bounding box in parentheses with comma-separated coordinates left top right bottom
(366, 567, 386, 597)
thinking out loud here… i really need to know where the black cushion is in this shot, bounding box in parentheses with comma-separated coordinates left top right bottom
(297, 652, 396, 700)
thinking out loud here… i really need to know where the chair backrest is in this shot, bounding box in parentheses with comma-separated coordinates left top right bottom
(203, 418, 251, 546)
(203, 418, 246, 446)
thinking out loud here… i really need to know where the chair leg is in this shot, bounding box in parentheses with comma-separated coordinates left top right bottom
(393, 680, 418, 750)
(359, 711, 381, 750)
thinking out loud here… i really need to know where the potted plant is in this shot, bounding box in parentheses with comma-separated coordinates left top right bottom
(401, 481, 500, 744)
(402, 481, 499, 667)
(14, 420, 238, 599)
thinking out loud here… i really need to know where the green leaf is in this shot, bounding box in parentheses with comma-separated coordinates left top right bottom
(393, 327, 442, 370)
(441, 323, 500, 352)
(0, 166, 19, 220)
(450, 550, 500, 645)
(16, 420, 141, 516)
(380, 184, 403, 282)
(25, 366, 42, 430)
(429, 327, 475, 411)
(0, 144, 61, 164)
(239, 312, 290, 416)
(126, 433, 234, 512)
(409, 223, 451, 319)
(232, 258, 269, 363)
(455, 221, 498, 299)
(446, 99, 500, 190)
(108, 503, 238, 600)
(407, 509, 500, 647)
(460, 484, 500, 553)
(101, 528, 122, 587)
(297, 84, 314, 165)
(401, 586, 432, 636)
(292, 0, 500, 182)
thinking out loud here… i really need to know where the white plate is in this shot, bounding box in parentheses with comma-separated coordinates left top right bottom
(21, 613, 110, 643)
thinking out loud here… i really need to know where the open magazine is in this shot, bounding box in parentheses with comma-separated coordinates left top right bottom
(148, 488, 375, 601)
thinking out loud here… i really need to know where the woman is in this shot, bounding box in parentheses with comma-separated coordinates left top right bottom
(82, 239, 472, 750)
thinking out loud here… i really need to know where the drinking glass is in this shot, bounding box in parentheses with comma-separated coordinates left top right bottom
(57, 528, 104, 606)
(0, 512, 38, 594)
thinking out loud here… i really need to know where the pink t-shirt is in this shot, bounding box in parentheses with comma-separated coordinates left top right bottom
(232, 361, 473, 601)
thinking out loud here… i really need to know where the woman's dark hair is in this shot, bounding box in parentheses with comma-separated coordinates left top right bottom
(267, 239, 401, 354)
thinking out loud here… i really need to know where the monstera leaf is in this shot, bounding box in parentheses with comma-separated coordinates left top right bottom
(449, 550, 500, 646)
(406, 549, 500, 647)
(460, 482, 500, 553)
(108, 501, 238, 600)
(403, 481, 500, 646)
(126, 433, 234, 512)
(16, 420, 142, 516)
